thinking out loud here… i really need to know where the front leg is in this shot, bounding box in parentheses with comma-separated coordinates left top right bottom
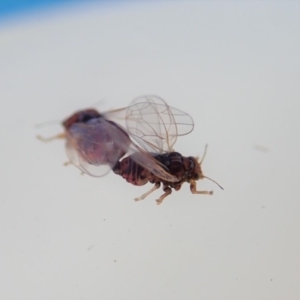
(190, 181, 213, 195)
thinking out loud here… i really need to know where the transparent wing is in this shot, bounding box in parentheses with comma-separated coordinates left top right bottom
(65, 118, 130, 177)
(125, 143, 179, 182)
(125, 95, 194, 153)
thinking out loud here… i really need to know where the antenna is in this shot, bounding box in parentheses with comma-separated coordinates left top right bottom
(90, 99, 105, 107)
(198, 144, 224, 190)
(34, 119, 61, 129)
(199, 144, 208, 165)
(203, 175, 224, 190)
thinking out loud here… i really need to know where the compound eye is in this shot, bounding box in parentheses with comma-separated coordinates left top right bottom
(193, 173, 200, 180)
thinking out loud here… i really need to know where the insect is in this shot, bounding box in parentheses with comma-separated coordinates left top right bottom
(37, 104, 176, 181)
(37, 108, 129, 176)
(112, 95, 223, 205)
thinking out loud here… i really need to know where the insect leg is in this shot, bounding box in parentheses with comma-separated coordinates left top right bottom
(156, 186, 172, 205)
(174, 184, 182, 191)
(36, 132, 66, 142)
(134, 182, 160, 202)
(190, 181, 213, 195)
(63, 161, 84, 175)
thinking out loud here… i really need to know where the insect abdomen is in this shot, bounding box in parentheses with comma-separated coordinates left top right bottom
(113, 157, 150, 186)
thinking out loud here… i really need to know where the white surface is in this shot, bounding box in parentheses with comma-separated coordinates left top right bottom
(1, 2, 300, 299)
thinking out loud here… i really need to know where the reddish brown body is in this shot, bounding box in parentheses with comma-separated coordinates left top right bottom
(113, 151, 211, 204)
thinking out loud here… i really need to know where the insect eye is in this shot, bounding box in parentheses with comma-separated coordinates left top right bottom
(188, 157, 202, 181)
(193, 173, 200, 180)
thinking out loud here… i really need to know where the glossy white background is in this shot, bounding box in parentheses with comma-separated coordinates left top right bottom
(0, 2, 300, 299)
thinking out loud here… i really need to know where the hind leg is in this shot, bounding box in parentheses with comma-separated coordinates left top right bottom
(156, 186, 172, 205)
(134, 182, 160, 201)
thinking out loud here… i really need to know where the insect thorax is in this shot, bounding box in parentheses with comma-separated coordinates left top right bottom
(62, 109, 102, 129)
(153, 152, 200, 182)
